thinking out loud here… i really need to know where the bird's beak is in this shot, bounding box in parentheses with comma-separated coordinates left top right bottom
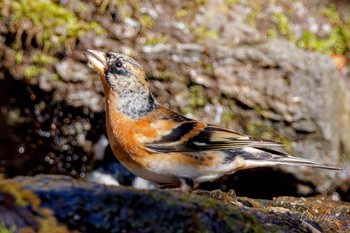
(85, 49, 107, 73)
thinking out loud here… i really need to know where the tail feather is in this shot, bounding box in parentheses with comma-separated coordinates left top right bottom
(230, 147, 340, 170)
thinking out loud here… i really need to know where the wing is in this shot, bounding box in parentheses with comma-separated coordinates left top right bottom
(141, 110, 340, 170)
(143, 113, 282, 153)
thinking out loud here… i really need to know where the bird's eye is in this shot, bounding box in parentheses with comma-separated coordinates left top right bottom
(115, 60, 123, 68)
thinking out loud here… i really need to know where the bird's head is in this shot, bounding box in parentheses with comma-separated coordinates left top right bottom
(85, 50, 156, 119)
(85, 50, 150, 94)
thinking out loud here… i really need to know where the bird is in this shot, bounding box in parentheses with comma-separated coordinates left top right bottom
(84, 49, 339, 191)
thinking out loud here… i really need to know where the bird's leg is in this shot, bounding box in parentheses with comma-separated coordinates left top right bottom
(158, 177, 194, 191)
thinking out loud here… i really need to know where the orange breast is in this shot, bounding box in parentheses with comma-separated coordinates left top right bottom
(105, 103, 181, 183)
(105, 98, 158, 169)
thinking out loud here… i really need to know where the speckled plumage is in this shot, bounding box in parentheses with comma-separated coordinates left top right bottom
(103, 52, 157, 119)
(85, 49, 339, 191)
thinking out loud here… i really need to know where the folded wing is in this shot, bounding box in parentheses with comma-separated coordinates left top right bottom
(144, 119, 282, 153)
(142, 111, 339, 170)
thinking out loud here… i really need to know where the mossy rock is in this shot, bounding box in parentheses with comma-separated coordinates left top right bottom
(12, 175, 350, 233)
(0, 176, 70, 233)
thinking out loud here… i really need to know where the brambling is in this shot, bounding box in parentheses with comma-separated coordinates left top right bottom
(85, 49, 339, 191)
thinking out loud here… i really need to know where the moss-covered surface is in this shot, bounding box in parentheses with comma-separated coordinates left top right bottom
(250, 1, 350, 57)
(0, 0, 104, 85)
(1, 0, 103, 51)
(12, 175, 350, 233)
(0, 176, 70, 232)
(196, 189, 350, 232)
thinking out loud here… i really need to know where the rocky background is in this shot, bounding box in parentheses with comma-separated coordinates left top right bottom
(0, 0, 350, 232)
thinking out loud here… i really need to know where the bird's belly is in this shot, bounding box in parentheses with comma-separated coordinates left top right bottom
(106, 132, 177, 184)
(111, 146, 178, 184)
(127, 165, 179, 184)
(144, 152, 228, 183)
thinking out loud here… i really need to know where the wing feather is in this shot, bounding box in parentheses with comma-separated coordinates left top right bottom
(144, 117, 282, 153)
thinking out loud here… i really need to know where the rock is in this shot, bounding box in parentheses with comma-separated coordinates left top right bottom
(0, 76, 101, 178)
(0, 176, 69, 232)
(55, 59, 88, 83)
(212, 39, 350, 193)
(10, 175, 350, 233)
(193, 0, 262, 45)
(0, 0, 349, 201)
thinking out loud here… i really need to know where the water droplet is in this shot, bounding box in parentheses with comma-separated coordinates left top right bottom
(51, 123, 57, 130)
(18, 146, 25, 154)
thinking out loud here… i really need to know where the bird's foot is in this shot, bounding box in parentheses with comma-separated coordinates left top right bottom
(158, 178, 195, 192)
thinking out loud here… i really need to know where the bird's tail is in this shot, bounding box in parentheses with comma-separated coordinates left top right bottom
(229, 147, 340, 170)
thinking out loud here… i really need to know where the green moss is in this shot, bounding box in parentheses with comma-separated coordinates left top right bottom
(189, 85, 207, 108)
(175, 8, 188, 19)
(223, 0, 239, 5)
(15, 51, 23, 64)
(0, 224, 16, 233)
(297, 23, 349, 55)
(0, 177, 69, 232)
(22, 51, 56, 81)
(202, 63, 213, 76)
(321, 4, 340, 23)
(145, 34, 168, 46)
(31, 52, 56, 65)
(265, 3, 350, 55)
(2, 0, 104, 52)
(245, 1, 261, 26)
(0, 178, 41, 209)
(220, 111, 236, 127)
(175, 0, 207, 21)
(37, 212, 70, 233)
(337, 149, 346, 164)
(2, 0, 106, 81)
(194, 26, 219, 42)
(139, 14, 154, 29)
(272, 12, 295, 42)
(23, 65, 47, 80)
(318, 4, 350, 54)
(152, 71, 176, 81)
(266, 28, 277, 37)
(246, 121, 293, 153)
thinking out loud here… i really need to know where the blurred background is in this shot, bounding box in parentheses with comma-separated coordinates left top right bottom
(0, 0, 350, 200)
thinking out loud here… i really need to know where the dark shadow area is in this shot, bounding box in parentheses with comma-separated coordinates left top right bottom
(0, 76, 104, 178)
(199, 167, 319, 200)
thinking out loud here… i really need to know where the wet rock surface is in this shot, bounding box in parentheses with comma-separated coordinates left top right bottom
(0, 76, 101, 177)
(9, 175, 350, 233)
(0, 176, 70, 232)
(210, 39, 349, 194)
